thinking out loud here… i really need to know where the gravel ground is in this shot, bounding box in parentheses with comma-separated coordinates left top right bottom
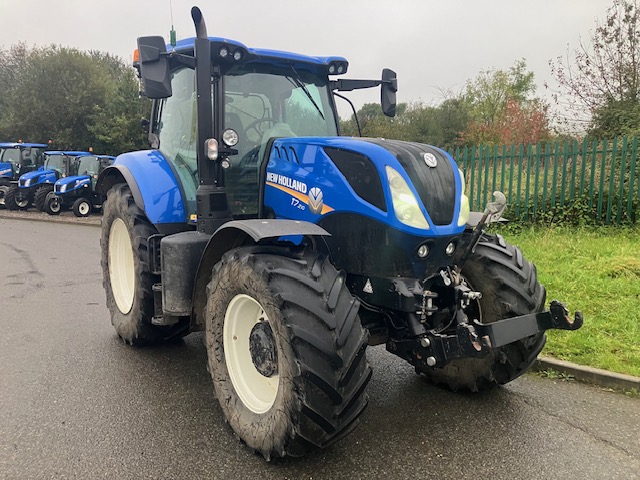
(0, 208, 101, 226)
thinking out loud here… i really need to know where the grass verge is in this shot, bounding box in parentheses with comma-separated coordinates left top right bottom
(495, 225, 640, 378)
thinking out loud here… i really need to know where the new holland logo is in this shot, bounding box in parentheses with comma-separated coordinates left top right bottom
(308, 187, 324, 214)
(423, 152, 438, 168)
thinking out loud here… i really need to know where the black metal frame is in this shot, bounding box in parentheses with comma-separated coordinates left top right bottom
(389, 301, 583, 369)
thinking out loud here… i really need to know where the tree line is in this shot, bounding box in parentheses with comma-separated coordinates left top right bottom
(0, 44, 149, 156)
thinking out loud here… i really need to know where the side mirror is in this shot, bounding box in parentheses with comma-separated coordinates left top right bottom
(137, 36, 172, 99)
(381, 68, 397, 117)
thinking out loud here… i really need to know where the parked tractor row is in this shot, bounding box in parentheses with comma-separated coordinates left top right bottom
(0, 143, 114, 217)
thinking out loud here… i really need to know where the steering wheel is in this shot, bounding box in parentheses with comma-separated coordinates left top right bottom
(244, 117, 278, 143)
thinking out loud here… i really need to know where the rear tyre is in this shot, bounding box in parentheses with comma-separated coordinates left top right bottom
(73, 197, 91, 217)
(34, 185, 52, 211)
(101, 183, 186, 345)
(417, 233, 546, 392)
(205, 246, 371, 460)
(5, 185, 28, 210)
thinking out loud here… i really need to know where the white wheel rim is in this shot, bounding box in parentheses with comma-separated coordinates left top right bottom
(108, 218, 135, 314)
(224, 294, 279, 414)
(79, 202, 90, 215)
(50, 198, 61, 212)
(17, 198, 29, 208)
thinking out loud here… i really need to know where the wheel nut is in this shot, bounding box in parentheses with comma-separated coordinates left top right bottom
(426, 356, 437, 367)
(419, 337, 431, 348)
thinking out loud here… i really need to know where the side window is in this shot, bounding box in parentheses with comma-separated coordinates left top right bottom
(157, 68, 198, 217)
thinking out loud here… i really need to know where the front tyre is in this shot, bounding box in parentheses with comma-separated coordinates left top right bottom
(73, 197, 91, 217)
(44, 192, 62, 215)
(205, 247, 371, 460)
(5, 186, 29, 210)
(418, 233, 546, 392)
(101, 183, 185, 345)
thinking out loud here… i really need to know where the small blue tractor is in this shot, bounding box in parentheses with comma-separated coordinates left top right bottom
(5, 150, 91, 210)
(0, 142, 48, 208)
(44, 155, 115, 216)
(97, 7, 583, 460)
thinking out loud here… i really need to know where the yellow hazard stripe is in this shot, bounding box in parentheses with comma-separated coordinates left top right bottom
(266, 181, 334, 215)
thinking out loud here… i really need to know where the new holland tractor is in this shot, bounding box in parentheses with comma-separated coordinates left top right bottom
(44, 154, 115, 216)
(97, 7, 583, 460)
(5, 150, 91, 210)
(0, 142, 48, 208)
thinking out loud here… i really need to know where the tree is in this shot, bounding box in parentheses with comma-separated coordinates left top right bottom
(0, 44, 149, 154)
(340, 100, 468, 149)
(550, 0, 640, 136)
(461, 59, 550, 146)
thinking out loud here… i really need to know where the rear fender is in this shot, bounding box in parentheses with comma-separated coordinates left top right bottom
(96, 150, 186, 226)
(190, 219, 330, 330)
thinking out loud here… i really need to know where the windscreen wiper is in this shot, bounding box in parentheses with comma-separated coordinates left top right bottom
(287, 65, 324, 121)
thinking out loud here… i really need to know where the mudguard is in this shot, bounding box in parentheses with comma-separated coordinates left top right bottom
(189, 219, 331, 329)
(96, 150, 187, 226)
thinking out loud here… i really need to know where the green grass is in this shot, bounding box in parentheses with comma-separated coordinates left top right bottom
(495, 225, 640, 378)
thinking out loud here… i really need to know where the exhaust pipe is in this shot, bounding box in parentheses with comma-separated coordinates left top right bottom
(191, 6, 208, 39)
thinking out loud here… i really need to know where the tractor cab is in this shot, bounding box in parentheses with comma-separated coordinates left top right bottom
(0, 142, 47, 179)
(109, 31, 395, 232)
(0, 142, 48, 208)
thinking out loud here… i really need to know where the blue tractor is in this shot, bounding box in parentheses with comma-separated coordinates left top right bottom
(44, 155, 115, 216)
(5, 150, 91, 210)
(0, 142, 48, 208)
(97, 7, 583, 460)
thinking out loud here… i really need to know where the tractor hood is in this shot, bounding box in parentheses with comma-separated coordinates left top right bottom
(263, 136, 467, 235)
(54, 175, 91, 194)
(19, 169, 56, 187)
(0, 162, 12, 178)
(362, 138, 457, 226)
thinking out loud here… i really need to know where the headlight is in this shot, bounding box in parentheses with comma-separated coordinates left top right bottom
(386, 166, 430, 230)
(60, 183, 68, 193)
(457, 168, 470, 227)
(222, 128, 239, 147)
(24, 178, 31, 187)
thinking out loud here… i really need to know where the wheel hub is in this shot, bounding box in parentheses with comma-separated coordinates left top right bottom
(249, 322, 278, 377)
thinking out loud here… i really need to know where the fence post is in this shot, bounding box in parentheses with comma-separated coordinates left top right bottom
(616, 136, 629, 224)
(606, 137, 619, 224)
(597, 138, 609, 221)
(628, 135, 638, 221)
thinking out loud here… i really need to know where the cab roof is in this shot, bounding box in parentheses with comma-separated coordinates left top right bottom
(0, 142, 48, 148)
(45, 151, 92, 156)
(171, 37, 348, 67)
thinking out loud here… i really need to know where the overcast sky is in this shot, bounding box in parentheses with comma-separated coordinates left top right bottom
(0, 0, 614, 116)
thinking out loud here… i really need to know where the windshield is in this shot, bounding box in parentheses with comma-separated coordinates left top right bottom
(77, 156, 100, 176)
(45, 155, 77, 176)
(223, 64, 338, 215)
(0, 148, 21, 165)
(155, 63, 338, 220)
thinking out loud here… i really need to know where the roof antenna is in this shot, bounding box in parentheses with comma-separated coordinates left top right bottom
(169, 0, 177, 47)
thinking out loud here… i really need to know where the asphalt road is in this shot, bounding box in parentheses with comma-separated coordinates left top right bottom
(1, 218, 639, 480)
